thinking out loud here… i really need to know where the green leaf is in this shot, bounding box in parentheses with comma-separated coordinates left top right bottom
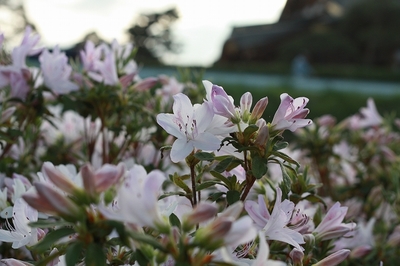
(173, 175, 191, 194)
(194, 152, 215, 161)
(129, 231, 167, 252)
(85, 243, 107, 266)
(277, 162, 292, 199)
(29, 219, 73, 228)
(196, 180, 220, 190)
(214, 157, 234, 173)
(159, 191, 187, 200)
(136, 249, 150, 266)
(65, 241, 84, 266)
(103, 220, 130, 246)
(271, 151, 300, 167)
(169, 213, 181, 229)
(252, 155, 267, 179)
(243, 124, 259, 140)
(208, 192, 225, 202)
(226, 190, 241, 205)
(32, 227, 75, 253)
(273, 141, 289, 151)
(210, 170, 230, 185)
(302, 194, 327, 208)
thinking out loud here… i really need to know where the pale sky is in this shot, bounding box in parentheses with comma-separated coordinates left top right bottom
(22, 0, 287, 66)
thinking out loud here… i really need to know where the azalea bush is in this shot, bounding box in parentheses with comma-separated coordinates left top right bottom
(0, 27, 398, 266)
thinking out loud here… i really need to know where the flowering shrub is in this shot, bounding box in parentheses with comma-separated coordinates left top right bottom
(0, 26, 397, 266)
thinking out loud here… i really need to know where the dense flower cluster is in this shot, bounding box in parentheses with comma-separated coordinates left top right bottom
(0, 26, 397, 266)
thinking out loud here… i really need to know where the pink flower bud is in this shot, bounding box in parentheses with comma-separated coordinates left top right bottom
(255, 125, 269, 148)
(94, 163, 126, 192)
(80, 164, 96, 197)
(249, 96, 268, 123)
(209, 217, 233, 239)
(185, 202, 218, 228)
(1, 258, 30, 266)
(350, 245, 373, 259)
(240, 92, 253, 121)
(119, 73, 135, 89)
(81, 163, 126, 195)
(1, 107, 16, 123)
(211, 84, 236, 119)
(314, 249, 350, 266)
(41, 162, 77, 194)
(290, 248, 304, 265)
(134, 77, 158, 91)
(24, 182, 82, 220)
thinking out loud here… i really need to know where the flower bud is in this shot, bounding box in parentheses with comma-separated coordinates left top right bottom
(0, 107, 16, 123)
(211, 84, 236, 119)
(41, 162, 77, 194)
(313, 249, 350, 266)
(290, 248, 304, 266)
(1, 258, 30, 266)
(219, 201, 243, 219)
(80, 164, 96, 197)
(94, 163, 126, 193)
(24, 182, 82, 221)
(249, 97, 268, 124)
(184, 202, 218, 230)
(387, 225, 400, 246)
(134, 77, 158, 91)
(255, 125, 269, 148)
(240, 92, 252, 122)
(350, 245, 372, 259)
(209, 217, 233, 239)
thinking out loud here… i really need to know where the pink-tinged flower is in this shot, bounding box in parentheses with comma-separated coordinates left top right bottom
(249, 233, 287, 266)
(333, 218, 375, 259)
(80, 162, 125, 195)
(347, 98, 382, 129)
(39, 46, 79, 94)
(80, 40, 103, 72)
(216, 232, 286, 266)
(109, 165, 167, 229)
(156, 75, 184, 104)
(313, 249, 350, 266)
(245, 188, 305, 251)
(194, 202, 257, 249)
(210, 83, 237, 119)
(0, 198, 39, 248)
(157, 93, 222, 163)
(93, 49, 119, 85)
(313, 202, 356, 241)
(1, 258, 32, 266)
(271, 93, 312, 132)
(9, 71, 30, 99)
(0, 27, 40, 93)
(11, 26, 42, 69)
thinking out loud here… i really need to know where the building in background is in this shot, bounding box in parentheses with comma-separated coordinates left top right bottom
(216, 0, 400, 67)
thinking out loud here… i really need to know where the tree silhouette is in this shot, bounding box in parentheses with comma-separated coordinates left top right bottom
(0, 0, 35, 43)
(127, 7, 180, 65)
